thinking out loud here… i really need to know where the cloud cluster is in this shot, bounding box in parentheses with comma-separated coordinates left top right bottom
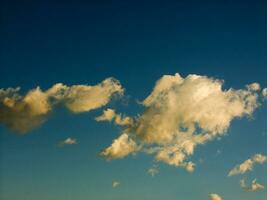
(0, 78, 123, 133)
(228, 154, 267, 176)
(240, 178, 265, 192)
(98, 73, 262, 170)
(210, 193, 222, 200)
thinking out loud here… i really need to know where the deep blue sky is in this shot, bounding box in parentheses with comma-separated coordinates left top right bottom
(1, 1, 267, 200)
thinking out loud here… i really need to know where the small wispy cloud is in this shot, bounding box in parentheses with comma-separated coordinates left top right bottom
(210, 193, 222, 200)
(147, 165, 159, 177)
(216, 149, 222, 156)
(262, 88, 267, 98)
(228, 154, 267, 176)
(112, 181, 120, 188)
(240, 178, 265, 192)
(95, 108, 133, 126)
(58, 137, 77, 147)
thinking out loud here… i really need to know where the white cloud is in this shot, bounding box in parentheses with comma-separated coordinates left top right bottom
(63, 78, 123, 113)
(147, 165, 159, 177)
(95, 108, 116, 122)
(96, 108, 133, 126)
(112, 181, 120, 188)
(58, 137, 77, 147)
(0, 78, 123, 133)
(240, 178, 265, 192)
(210, 193, 222, 200)
(262, 88, 267, 98)
(100, 133, 139, 159)
(100, 73, 262, 170)
(247, 82, 261, 91)
(185, 161, 195, 172)
(228, 154, 267, 176)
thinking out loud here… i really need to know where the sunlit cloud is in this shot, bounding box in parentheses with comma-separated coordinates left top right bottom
(58, 137, 77, 147)
(262, 88, 267, 98)
(95, 108, 133, 126)
(228, 154, 267, 176)
(210, 193, 222, 200)
(0, 78, 123, 133)
(101, 133, 139, 159)
(240, 178, 265, 192)
(98, 73, 263, 171)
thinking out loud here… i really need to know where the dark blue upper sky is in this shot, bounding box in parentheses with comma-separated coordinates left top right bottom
(1, 0, 267, 91)
(1, 1, 267, 200)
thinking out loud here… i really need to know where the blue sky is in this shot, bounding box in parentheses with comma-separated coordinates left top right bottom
(0, 1, 267, 200)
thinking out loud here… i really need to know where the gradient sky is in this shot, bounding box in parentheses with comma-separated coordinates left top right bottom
(1, 1, 267, 200)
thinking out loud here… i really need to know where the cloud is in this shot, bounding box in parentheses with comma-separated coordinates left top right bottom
(95, 108, 116, 122)
(100, 133, 139, 159)
(210, 193, 222, 200)
(240, 178, 265, 192)
(247, 82, 261, 91)
(112, 181, 120, 188)
(228, 154, 267, 176)
(99, 73, 263, 170)
(95, 108, 133, 126)
(58, 137, 77, 147)
(263, 88, 267, 98)
(0, 78, 123, 133)
(147, 165, 159, 177)
(185, 161, 195, 172)
(63, 78, 124, 113)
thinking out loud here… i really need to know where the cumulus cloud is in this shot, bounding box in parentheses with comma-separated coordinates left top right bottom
(0, 78, 123, 133)
(228, 154, 267, 176)
(210, 193, 222, 200)
(99, 73, 263, 170)
(112, 181, 120, 188)
(63, 78, 123, 113)
(58, 137, 77, 147)
(240, 178, 265, 192)
(100, 133, 139, 159)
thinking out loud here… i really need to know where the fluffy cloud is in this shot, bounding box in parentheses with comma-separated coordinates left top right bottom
(99, 73, 263, 170)
(247, 82, 261, 91)
(100, 133, 139, 159)
(228, 154, 267, 176)
(0, 78, 123, 133)
(240, 178, 265, 192)
(95, 108, 116, 122)
(210, 193, 222, 200)
(58, 137, 77, 147)
(63, 78, 123, 113)
(185, 161, 195, 172)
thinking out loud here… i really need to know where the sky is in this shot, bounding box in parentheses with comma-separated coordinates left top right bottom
(0, 1, 267, 200)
